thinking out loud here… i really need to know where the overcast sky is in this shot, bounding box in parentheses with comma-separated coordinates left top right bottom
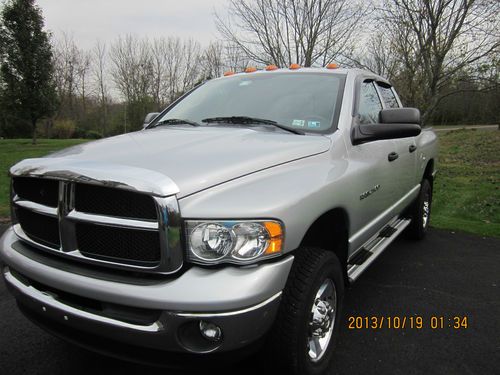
(37, 0, 228, 49)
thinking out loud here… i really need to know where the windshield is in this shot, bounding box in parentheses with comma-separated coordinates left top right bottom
(155, 72, 345, 133)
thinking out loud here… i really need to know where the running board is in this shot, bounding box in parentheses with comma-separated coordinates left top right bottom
(347, 218, 411, 283)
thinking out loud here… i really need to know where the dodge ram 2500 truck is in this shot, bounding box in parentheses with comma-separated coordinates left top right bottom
(0, 66, 437, 374)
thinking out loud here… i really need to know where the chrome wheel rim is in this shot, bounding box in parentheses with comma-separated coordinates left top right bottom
(307, 278, 337, 362)
(422, 192, 430, 228)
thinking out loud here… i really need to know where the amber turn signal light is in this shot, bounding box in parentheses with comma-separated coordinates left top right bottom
(264, 221, 284, 255)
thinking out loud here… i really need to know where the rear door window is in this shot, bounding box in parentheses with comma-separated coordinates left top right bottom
(376, 83, 400, 108)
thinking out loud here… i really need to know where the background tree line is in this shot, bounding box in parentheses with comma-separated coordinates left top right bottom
(0, 0, 498, 141)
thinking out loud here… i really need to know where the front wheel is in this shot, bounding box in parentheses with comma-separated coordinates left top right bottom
(266, 247, 344, 375)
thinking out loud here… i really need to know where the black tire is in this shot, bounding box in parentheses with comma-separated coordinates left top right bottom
(266, 247, 344, 375)
(407, 178, 433, 240)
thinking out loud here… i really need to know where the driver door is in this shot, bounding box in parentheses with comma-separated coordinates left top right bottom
(375, 82, 419, 212)
(347, 80, 401, 250)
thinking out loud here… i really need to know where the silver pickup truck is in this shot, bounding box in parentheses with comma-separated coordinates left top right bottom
(0, 67, 437, 374)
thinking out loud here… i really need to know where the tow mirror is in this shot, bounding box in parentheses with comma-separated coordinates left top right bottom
(380, 108, 421, 125)
(352, 108, 421, 145)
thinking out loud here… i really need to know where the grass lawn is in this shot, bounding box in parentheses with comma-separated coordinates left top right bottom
(0, 131, 499, 237)
(431, 129, 499, 237)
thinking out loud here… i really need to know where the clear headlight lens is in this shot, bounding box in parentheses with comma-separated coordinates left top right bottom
(186, 220, 283, 264)
(190, 223, 234, 261)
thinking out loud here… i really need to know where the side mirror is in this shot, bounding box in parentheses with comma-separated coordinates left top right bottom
(143, 112, 160, 128)
(380, 108, 421, 125)
(352, 108, 421, 145)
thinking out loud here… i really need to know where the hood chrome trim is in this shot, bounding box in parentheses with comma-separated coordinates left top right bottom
(10, 158, 180, 197)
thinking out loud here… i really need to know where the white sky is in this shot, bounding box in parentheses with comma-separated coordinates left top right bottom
(36, 0, 228, 49)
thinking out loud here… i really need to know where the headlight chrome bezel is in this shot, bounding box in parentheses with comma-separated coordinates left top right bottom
(185, 219, 284, 265)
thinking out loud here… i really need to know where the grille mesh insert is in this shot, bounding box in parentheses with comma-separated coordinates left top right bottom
(75, 184, 157, 220)
(76, 222, 161, 265)
(16, 207, 60, 249)
(13, 177, 59, 207)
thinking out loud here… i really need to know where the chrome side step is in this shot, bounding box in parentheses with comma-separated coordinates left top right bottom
(347, 218, 411, 283)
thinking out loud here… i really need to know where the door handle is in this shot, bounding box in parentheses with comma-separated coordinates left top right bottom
(409, 145, 417, 153)
(388, 152, 399, 162)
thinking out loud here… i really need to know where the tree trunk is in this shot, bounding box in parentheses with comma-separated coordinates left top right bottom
(31, 118, 37, 145)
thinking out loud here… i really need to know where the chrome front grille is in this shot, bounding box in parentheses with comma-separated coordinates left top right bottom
(10, 176, 183, 274)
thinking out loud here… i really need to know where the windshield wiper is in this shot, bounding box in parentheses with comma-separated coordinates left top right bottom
(152, 118, 200, 127)
(201, 116, 304, 135)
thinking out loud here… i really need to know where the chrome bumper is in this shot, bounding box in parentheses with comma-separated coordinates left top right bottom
(0, 227, 293, 353)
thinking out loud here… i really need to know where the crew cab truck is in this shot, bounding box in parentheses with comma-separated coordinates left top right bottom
(0, 66, 437, 374)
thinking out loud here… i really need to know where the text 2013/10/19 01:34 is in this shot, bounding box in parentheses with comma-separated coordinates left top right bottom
(347, 316, 468, 330)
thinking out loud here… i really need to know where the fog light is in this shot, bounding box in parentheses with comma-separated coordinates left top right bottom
(199, 321, 222, 342)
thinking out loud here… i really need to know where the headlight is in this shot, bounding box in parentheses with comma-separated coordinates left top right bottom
(186, 220, 283, 264)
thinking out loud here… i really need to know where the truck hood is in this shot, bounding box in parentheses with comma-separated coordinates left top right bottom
(46, 127, 331, 198)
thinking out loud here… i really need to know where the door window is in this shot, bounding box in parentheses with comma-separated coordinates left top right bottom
(359, 81, 382, 124)
(377, 83, 400, 108)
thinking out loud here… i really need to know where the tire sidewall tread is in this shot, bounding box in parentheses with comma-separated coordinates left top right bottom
(267, 247, 344, 375)
(407, 178, 433, 240)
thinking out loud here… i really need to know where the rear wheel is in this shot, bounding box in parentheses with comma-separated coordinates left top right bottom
(407, 178, 432, 240)
(267, 247, 344, 375)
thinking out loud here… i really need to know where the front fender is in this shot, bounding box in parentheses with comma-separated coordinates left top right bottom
(178, 149, 351, 254)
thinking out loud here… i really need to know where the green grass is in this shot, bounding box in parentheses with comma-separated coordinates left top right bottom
(431, 129, 499, 237)
(0, 131, 499, 237)
(0, 139, 89, 219)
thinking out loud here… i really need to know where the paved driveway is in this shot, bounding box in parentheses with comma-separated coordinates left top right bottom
(0, 225, 498, 374)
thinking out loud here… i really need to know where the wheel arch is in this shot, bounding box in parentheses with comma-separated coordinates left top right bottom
(299, 207, 349, 282)
(422, 159, 435, 185)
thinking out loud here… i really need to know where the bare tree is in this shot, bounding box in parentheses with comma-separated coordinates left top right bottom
(223, 42, 251, 72)
(200, 41, 250, 76)
(92, 40, 109, 135)
(110, 35, 154, 102)
(216, 0, 367, 67)
(150, 38, 171, 109)
(348, 31, 400, 82)
(379, 0, 500, 121)
(75, 49, 91, 118)
(110, 35, 155, 131)
(53, 33, 80, 117)
(53, 33, 94, 122)
(163, 37, 203, 103)
(180, 38, 203, 91)
(202, 42, 225, 79)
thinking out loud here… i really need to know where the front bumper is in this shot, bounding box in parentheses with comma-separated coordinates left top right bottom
(0, 227, 293, 354)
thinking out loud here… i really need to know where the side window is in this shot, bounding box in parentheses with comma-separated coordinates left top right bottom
(377, 83, 400, 108)
(359, 81, 382, 124)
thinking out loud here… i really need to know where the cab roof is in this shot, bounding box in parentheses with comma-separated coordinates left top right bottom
(217, 66, 390, 85)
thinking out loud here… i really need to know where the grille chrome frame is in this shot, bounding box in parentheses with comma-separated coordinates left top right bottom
(9, 160, 183, 275)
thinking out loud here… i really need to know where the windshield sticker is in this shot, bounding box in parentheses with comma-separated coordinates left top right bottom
(308, 120, 321, 128)
(292, 119, 305, 127)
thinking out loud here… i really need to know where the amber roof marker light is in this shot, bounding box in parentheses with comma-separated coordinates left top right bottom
(265, 64, 278, 71)
(289, 63, 301, 70)
(223, 71, 235, 76)
(245, 66, 257, 73)
(326, 63, 339, 69)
